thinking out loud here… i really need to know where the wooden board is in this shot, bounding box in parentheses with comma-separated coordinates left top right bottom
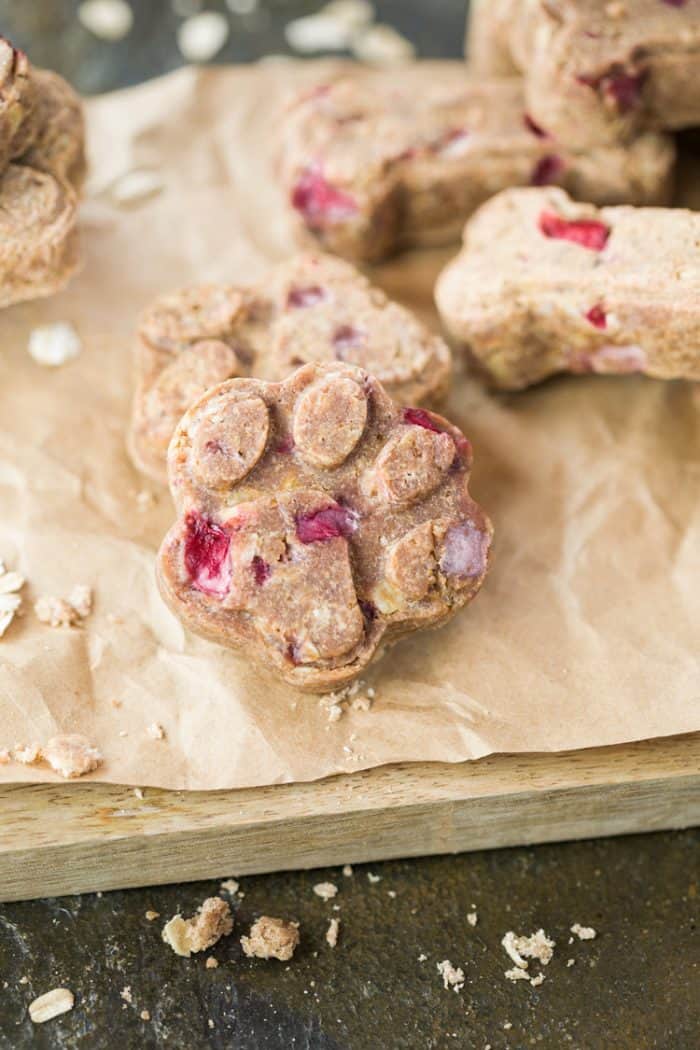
(1, 734, 698, 902)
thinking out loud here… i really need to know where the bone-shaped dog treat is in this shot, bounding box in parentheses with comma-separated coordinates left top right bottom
(481, 0, 700, 148)
(435, 186, 700, 390)
(279, 69, 675, 263)
(0, 38, 40, 175)
(129, 253, 452, 483)
(157, 363, 492, 692)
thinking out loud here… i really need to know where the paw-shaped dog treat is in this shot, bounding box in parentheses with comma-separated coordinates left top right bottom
(0, 38, 40, 175)
(279, 69, 674, 263)
(436, 186, 700, 389)
(157, 363, 492, 692)
(129, 252, 451, 483)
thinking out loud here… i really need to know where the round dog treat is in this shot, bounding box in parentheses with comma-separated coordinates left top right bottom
(158, 362, 492, 693)
(21, 69, 86, 191)
(129, 253, 451, 484)
(0, 38, 40, 174)
(0, 163, 79, 309)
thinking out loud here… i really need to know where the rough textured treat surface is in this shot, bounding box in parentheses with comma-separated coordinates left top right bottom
(436, 186, 700, 389)
(157, 362, 492, 692)
(504, 0, 700, 147)
(279, 68, 675, 262)
(129, 252, 451, 482)
(0, 38, 39, 174)
(22, 69, 87, 189)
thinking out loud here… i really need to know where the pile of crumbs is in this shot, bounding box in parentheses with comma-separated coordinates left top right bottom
(162, 898, 233, 958)
(321, 679, 375, 723)
(34, 585, 92, 628)
(6, 734, 102, 779)
(241, 916, 300, 961)
(0, 560, 24, 638)
(437, 959, 465, 993)
(502, 928, 555, 987)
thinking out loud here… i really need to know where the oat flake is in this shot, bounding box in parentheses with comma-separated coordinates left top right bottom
(28, 988, 74, 1024)
(28, 323, 82, 367)
(78, 0, 133, 41)
(177, 12, 230, 63)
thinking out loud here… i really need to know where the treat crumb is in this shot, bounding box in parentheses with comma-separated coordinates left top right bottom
(325, 917, 341, 948)
(34, 586, 92, 628)
(241, 916, 300, 961)
(78, 0, 133, 40)
(367, 872, 381, 884)
(342, 864, 353, 877)
(570, 923, 597, 940)
(505, 967, 530, 983)
(13, 743, 41, 765)
(313, 881, 338, 901)
(120, 986, 132, 1004)
(437, 959, 464, 992)
(28, 988, 74, 1024)
(68, 585, 93, 618)
(28, 323, 82, 367)
(145, 910, 160, 921)
(220, 878, 239, 896)
(205, 957, 219, 969)
(567, 958, 576, 967)
(140, 1010, 150, 1021)
(146, 722, 165, 741)
(43, 734, 102, 779)
(530, 973, 545, 987)
(0, 561, 24, 638)
(162, 897, 233, 957)
(501, 929, 555, 969)
(467, 911, 478, 927)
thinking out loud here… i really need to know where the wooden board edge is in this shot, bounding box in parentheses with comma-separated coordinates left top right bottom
(2, 771, 698, 902)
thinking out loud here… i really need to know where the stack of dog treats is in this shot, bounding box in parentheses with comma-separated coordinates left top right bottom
(0, 38, 85, 308)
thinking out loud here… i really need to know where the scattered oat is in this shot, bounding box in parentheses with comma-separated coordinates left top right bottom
(570, 923, 596, 941)
(78, 0, 133, 40)
(437, 959, 464, 992)
(467, 911, 478, 927)
(140, 1009, 150, 1021)
(0, 562, 24, 638)
(28, 988, 74, 1024)
(241, 916, 300, 961)
(145, 910, 160, 921)
(342, 864, 353, 877)
(120, 986, 133, 1004)
(367, 872, 381, 884)
(28, 323, 82, 368)
(42, 734, 102, 779)
(351, 23, 415, 66)
(133, 787, 144, 800)
(501, 929, 555, 969)
(162, 897, 233, 957)
(567, 958, 575, 967)
(177, 11, 229, 62)
(220, 878, 239, 896)
(313, 881, 338, 902)
(112, 170, 164, 205)
(418, 953, 427, 962)
(205, 956, 219, 969)
(325, 917, 341, 948)
(146, 722, 165, 741)
(12, 743, 41, 765)
(285, 13, 351, 53)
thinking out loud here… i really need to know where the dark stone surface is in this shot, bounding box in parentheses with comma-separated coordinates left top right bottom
(0, 2, 698, 1047)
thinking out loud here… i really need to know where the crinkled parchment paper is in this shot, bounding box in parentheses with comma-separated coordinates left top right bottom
(0, 62, 698, 789)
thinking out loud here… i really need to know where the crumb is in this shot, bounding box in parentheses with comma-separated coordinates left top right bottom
(140, 1009, 150, 1021)
(313, 881, 338, 901)
(145, 910, 160, 921)
(27, 323, 82, 367)
(570, 923, 596, 940)
(241, 916, 300, 961)
(120, 986, 133, 1004)
(0, 562, 24, 638)
(28, 988, 74, 1024)
(467, 911, 478, 927)
(220, 879, 239, 896)
(34, 586, 92, 628)
(418, 953, 427, 962)
(503, 1022, 512, 1030)
(42, 734, 102, 778)
(68, 585, 92, 618)
(12, 743, 41, 765)
(146, 722, 165, 741)
(501, 929, 555, 969)
(350, 696, 372, 711)
(567, 958, 575, 967)
(367, 873, 381, 884)
(162, 897, 233, 957)
(505, 967, 530, 983)
(437, 959, 464, 992)
(387, 890, 397, 899)
(19, 976, 29, 985)
(325, 917, 340, 948)
(326, 702, 343, 723)
(205, 957, 219, 969)
(342, 864, 353, 877)
(134, 787, 144, 800)
(530, 973, 545, 987)
(208, 1019, 214, 1029)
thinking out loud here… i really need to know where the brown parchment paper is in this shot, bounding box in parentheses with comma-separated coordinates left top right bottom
(0, 61, 698, 790)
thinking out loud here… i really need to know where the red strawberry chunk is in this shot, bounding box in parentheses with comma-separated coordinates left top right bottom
(184, 512, 231, 598)
(538, 211, 610, 251)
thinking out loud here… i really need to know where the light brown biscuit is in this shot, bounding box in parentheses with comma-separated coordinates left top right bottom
(129, 253, 452, 483)
(0, 164, 79, 309)
(158, 362, 492, 693)
(436, 186, 700, 390)
(0, 37, 40, 174)
(506, 0, 700, 148)
(21, 69, 86, 191)
(279, 69, 675, 263)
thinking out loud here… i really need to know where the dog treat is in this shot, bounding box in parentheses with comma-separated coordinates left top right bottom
(0, 164, 79, 309)
(436, 186, 700, 390)
(0, 37, 40, 175)
(157, 362, 492, 692)
(129, 252, 452, 482)
(506, 0, 700, 148)
(22, 69, 87, 190)
(280, 69, 675, 262)
(465, 0, 518, 75)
